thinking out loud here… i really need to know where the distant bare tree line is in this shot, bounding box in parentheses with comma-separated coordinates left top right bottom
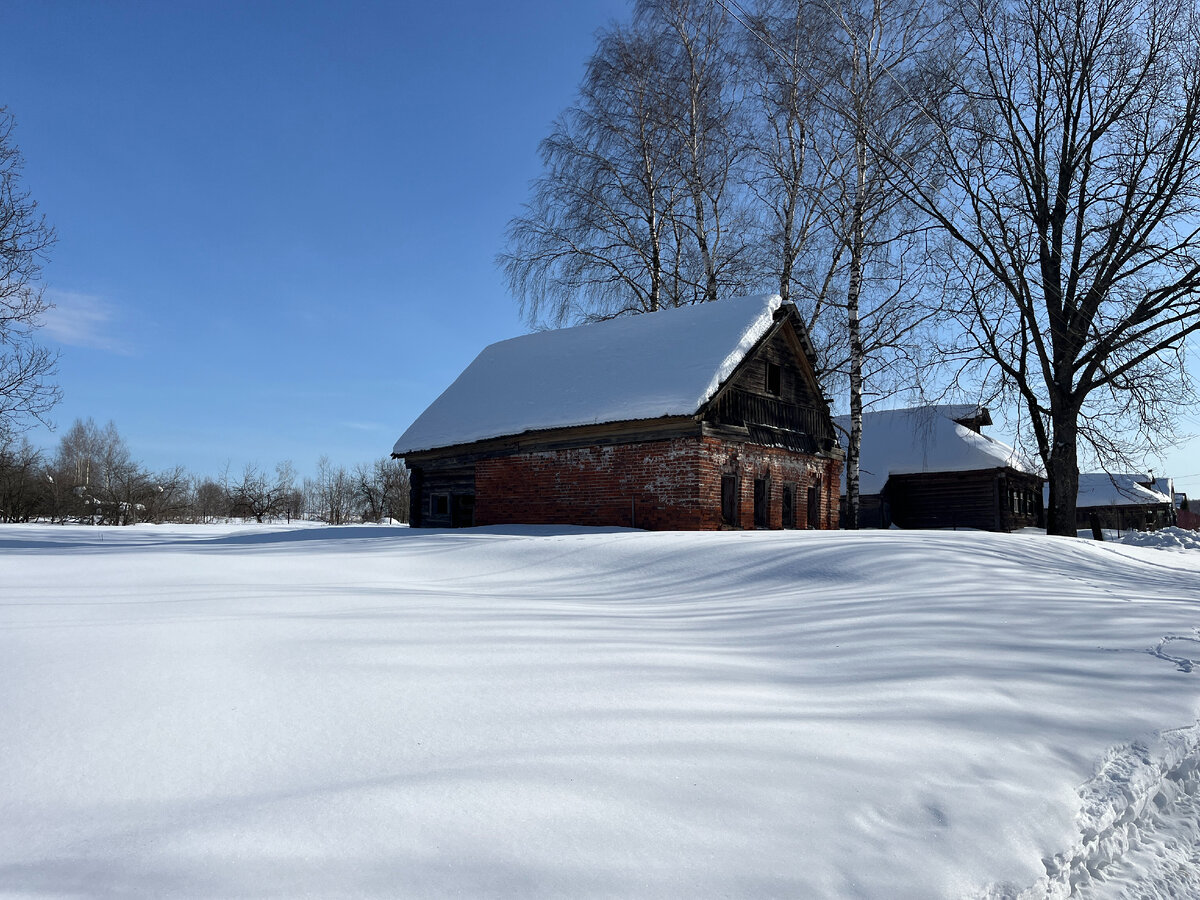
(0, 418, 409, 526)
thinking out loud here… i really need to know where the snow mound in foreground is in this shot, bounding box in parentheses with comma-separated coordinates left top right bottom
(979, 723, 1200, 899)
(1116, 526, 1200, 552)
(4, 525, 1200, 898)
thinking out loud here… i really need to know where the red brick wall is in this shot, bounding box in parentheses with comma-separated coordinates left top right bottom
(695, 437, 842, 530)
(474, 436, 842, 531)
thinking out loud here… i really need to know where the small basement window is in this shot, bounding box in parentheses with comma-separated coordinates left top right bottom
(430, 493, 450, 517)
(766, 362, 782, 396)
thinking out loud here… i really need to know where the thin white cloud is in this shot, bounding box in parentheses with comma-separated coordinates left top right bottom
(40, 289, 129, 353)
(341, 421, 385, 432)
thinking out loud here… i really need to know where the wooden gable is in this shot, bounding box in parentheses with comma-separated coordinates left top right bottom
(699, 309, 837, 455)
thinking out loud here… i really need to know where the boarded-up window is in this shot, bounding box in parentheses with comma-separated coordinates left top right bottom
(782, 483, 796, 529)
(807, 482, 821, 529)
(721, 475, 738, 526)
(754, 477, 770, 528)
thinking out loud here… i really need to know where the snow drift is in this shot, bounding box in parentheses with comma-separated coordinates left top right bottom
(2, 523, 1198, 898)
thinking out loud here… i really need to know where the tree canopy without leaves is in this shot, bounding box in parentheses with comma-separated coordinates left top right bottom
(500, 1, 758, 326)
(801, 0, 945, 526)
(0, 108, 59, 440)
(903, 0, 1200, 534)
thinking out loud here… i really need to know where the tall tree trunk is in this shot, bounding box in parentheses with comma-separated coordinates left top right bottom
(845, 122, 868, 530)
(691, 184, 719, 303)
(778, 186, 797, 305)
(1044, 406, 1080, 537)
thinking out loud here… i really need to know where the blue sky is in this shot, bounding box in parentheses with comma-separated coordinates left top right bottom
(2, 0, 626, 477)
(4, 0, 1200, 495)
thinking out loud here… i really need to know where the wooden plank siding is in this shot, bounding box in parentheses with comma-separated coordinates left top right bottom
(410, 463, 475, 528)
(1076, 502, 1174, 532)
(403, 417, 699, 471)
(702, 319, 837, 454)
(722, 325, 823, 409)
(878, 469, 1043, 531)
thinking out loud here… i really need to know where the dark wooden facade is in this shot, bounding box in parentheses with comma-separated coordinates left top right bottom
(402, 306, 843, 530)
(840, 406, 1044, 533)
(1075, 501, 1174, 532)
(881, 468, 1043, 531)
(701, 321, 837, 456)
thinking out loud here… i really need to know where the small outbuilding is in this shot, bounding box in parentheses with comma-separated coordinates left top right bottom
(836, 405, 1043, 531)
(1065, 473, 1175, 532)
(393, 294, 843, 530)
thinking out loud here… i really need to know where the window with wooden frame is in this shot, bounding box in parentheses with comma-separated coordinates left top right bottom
(430, 493, 450, 517)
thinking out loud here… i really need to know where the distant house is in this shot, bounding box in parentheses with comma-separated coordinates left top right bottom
(835, 405, 1043, 531)
(1066, 473, 1175, 532)
(393, 294, 844, 530)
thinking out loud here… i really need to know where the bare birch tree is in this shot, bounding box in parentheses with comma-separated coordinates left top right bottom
(0, 108, 59, 439)
(733, 0, 944, 524)
(638, 0, 758, 304)
(500, 23, 685, 325)
(740, 0, 845, 322)
(306, 455, 354, 525)
(820, 0, 947, 527)
(502, 4, 757, 326)
(905, 0, 1200, 535)
(49, 418, 152, 524)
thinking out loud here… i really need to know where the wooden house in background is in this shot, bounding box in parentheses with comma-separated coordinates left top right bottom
(836, 405, 1043, 531)
(1064, 473, 1175, 532)
(393, 294, 843, 530)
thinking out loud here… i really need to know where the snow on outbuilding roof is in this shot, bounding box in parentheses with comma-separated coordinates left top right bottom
(1149, 477, 1175, 501)
(1062, 473, 1173, 508)
(394, 294, 786, 456)
(834, 405, 1032, 495)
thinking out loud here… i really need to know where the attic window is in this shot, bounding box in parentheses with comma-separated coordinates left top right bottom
(766, 362, 781, 396)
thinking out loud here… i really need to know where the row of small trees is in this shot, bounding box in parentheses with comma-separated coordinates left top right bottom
(0, 418, 410, 526)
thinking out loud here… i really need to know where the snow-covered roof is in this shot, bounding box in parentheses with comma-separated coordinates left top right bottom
(395, 294, 786, 455)
(1149, 477, 1175, 501)
(834, 405, 1033, 495)
(1063, 473, 1173, 508)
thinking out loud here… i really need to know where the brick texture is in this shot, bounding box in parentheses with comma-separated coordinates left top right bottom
(474, 436, 841, 531)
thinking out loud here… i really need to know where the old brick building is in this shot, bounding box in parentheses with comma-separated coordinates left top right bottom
(393, 294, 843, 530)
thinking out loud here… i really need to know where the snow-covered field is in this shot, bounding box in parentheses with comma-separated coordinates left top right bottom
(2, 523, 1199, 898)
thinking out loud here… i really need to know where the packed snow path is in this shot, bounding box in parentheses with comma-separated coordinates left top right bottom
(2, 524, 1199, 898)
